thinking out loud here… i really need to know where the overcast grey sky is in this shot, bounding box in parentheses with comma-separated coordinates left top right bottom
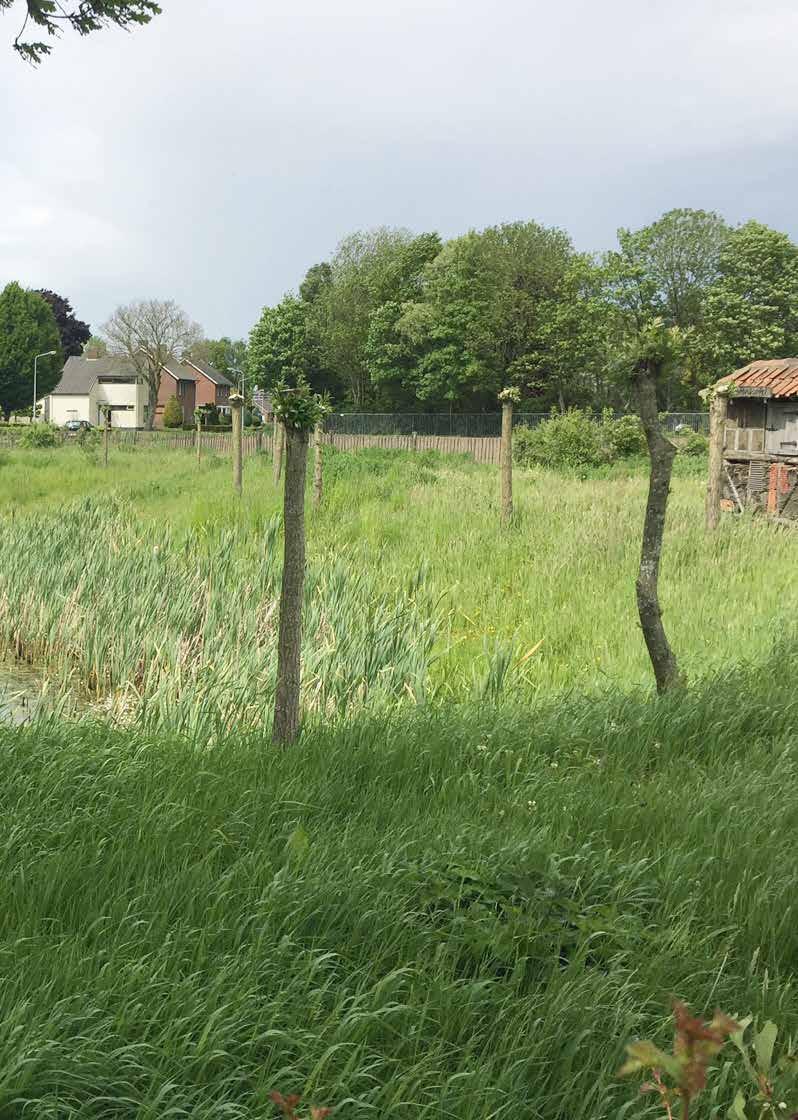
(1, 0, 796, 339)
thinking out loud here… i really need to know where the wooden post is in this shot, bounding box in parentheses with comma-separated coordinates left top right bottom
(705, 387, 729, 531)
(312, 422, 323, 508)
(500, 399, 513, 526)
(273, 423, 310, 745)
(103, 408, 110, 468)
(273, 417, 284, 485)
(231, 396, 243, 496)
(196, 415, 202, 466)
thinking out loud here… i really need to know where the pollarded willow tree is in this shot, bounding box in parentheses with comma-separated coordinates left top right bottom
(606, 242, 687, 695)
(271, 378, 327, 745)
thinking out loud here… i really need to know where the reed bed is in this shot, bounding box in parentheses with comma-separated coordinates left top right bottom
(0, 444, 795, 731)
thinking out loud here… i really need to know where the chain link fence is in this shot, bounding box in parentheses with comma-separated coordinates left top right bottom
(324, 411, 709, 437)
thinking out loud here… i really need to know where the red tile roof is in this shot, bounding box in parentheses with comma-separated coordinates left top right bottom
(718, 359, 798, 397)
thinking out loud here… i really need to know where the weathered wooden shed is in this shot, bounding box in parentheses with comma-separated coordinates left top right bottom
(715, 359, 798, 518)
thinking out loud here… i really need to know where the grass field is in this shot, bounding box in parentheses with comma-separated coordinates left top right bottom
(0, 443, 795, 731)
(0, 443, 797, 1118)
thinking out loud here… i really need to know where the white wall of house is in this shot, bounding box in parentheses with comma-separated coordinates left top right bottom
(91, 380, 147, 428)
(48, 394, 92, 426)
(46, 380, 147, 428)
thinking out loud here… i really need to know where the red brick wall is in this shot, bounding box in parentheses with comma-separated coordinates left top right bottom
(192, 371, 231, 410)
(154, 373, 196, 427)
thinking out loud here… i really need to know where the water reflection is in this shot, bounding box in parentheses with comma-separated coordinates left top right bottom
(0, 661, 42, 725)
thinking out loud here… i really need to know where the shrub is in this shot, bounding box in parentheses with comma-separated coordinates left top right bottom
(601, 410, 647, 458)
(513, 409, 605, 469)
(679, 431, 708, 456)
(18, 423, 60, 448)
(162, 395, 183, 429)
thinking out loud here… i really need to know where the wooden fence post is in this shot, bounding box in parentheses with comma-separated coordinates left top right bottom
(103, 408, 110, 468)
(705, 387, 729, 531)
(273, 417, 284, 485)
(196, 414, 202, 466)
(313, 422, 323, 508)
(231, 394, 243, 496)
(498, 388, 518, 527)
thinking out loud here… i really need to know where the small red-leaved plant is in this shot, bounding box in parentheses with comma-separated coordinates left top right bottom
(269, 1090, 331, 1120)
(620, 1001, 740, 1120)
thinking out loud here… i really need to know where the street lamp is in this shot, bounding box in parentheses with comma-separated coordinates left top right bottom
(33, 351, 57, 423)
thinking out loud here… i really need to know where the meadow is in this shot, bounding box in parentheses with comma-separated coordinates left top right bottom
(0, 442, 797, 1118)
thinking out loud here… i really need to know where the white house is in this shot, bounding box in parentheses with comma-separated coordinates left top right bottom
(43, 356, 149, 428)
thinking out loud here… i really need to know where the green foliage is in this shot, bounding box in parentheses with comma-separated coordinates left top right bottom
(18, 422, 60, 448)
(513, 410, 606, 469)
(272, 377, 326, 432)
(4, 0, 161, 63)
(188, 336, 247, 378)
(162, 394, 183, 429)
(694, 222, 798, 381)
(0, 282, 62, 418)
(726, 1016, 798, 1120)
(601, 409, 646, 457)
(678, 430, 709, 456)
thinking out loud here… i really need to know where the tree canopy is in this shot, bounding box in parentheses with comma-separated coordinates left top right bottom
(0, 282, 62, 418)
(35, 289, 90, 358)
(102, 299, 202, 430)
(3, 0, 160, 63)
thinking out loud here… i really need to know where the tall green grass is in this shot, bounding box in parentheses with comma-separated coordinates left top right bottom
(0, 659, 796, 1118)
(0, 444, 795, 731)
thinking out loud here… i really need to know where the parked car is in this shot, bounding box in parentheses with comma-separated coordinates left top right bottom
(64, 420, 93, 432)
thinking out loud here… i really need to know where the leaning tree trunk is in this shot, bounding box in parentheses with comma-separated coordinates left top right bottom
(500, 399, 513, 527)
(634, 361, 683, 695)
(273, 424, 310, 745)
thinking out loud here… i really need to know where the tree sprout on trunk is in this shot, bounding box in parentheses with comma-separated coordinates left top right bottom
(271, 380, 326, 746)
(631, 322, 684, 695)
(498, 387, 519, 527)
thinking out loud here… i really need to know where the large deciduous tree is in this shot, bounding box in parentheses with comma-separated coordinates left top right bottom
(0, 282, 62, 418)
(694, 221, 798, 381)
(390, 222, 573, 410)
(187, 337, 248, 379)
(101, 299, 202, 429)
(3, 0, 160, 63)
(613, 208, 730, 408)
(34, 289, 90, 358)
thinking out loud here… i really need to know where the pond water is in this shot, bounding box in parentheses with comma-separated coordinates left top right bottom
(0, 661, 44, 725)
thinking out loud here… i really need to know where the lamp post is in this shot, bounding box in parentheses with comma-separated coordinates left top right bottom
(33, 350, 57, 423)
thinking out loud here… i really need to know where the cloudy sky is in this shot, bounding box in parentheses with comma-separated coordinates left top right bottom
(1, 0, 796, 340)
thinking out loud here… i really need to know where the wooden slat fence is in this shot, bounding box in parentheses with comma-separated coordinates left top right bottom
(0, 426, 501, 464)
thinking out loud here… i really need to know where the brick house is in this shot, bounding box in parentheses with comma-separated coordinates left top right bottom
(155, 359, 197, 427)
(180, 357, 233, 415)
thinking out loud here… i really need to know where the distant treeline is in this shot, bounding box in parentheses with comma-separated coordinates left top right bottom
(245, 210, 798, 413)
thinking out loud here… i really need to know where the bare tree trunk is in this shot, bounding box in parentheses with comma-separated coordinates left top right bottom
(273, 418, 284, 485)
(231, 398, 243, 496)
(705, 389, 729, 531)
(500, 399, 513, 527)
(273, 425, 310, 745)
(196, 417, 202, 466)
(634, 361, 683, 695)
(146, 378, 158, 431)
(313, 422, 323, 508)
